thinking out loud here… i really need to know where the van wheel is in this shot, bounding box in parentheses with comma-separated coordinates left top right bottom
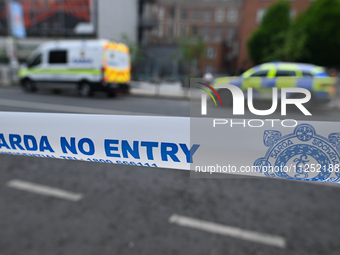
(79, 83, 93, 97)
(22, 80, 37, 93)
(107, 91, 116, 98)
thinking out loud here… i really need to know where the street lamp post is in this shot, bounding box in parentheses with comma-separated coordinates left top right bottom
(6, 0, 19, 84)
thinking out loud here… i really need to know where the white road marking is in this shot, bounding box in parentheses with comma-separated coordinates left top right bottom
(7, 180, 83, 201)
(169, 214, 286, 249)
(0, 98, 156, 115)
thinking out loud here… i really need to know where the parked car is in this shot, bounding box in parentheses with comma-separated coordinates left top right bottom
(214, 62, 336, 106)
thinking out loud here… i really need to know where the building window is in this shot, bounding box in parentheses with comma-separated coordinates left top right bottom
(152, 5, 158, 14)
(168, 7, 175, 19)
(158, 7, 164, 20)
(180, 25, 187, 36)
(180, 9, 187, 20)
(215, 9, 225, 22)
(191, 25, 199, 36)
(181, 9, 188, 20)
(158, 25, 163, 37)
(168, 24, 174, 37)
(30, 10, 35, 20)
(227, 9, 238, 23)
(215, 26, 223, 41)
(192, 9, 200, 20)
(144, 3, 152, 18)
(226, 27, 235, 41)
(256, 8, 266, 24)
(206, 46, 215, 59)
(204, 10, 212, 22)
(152, 27, 158, 36)
(203, 26, 210, 40)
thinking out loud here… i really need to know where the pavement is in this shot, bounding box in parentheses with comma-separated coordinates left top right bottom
(130, 81, 192, 99)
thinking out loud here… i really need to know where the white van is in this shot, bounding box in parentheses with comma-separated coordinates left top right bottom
(18, 39, 131, 97)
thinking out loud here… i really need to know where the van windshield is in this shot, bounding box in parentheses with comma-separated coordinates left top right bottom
(105, 50, 129, 69)
(26, 49, 40, 66)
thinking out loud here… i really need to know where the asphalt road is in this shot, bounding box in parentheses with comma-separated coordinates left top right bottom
(1, 87, 340, 255)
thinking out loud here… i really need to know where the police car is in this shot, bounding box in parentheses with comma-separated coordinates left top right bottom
(214, 62, 336, 106)
(18, 39, 131, 97)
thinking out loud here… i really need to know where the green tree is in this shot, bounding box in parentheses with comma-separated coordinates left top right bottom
(293, 0, 340, 67)
(248, 0, 340, 67)
(177, 36, 207, 76)
(270, 20, 309, 62)
(247, 0, 291, 64)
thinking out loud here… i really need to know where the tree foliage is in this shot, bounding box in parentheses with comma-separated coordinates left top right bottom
(247, 0, 340, 67)
(295, 0, 340, 66)
(177, 36, 207, 76)
(178, 36, 206, 62)
(247, 0, 291, 64)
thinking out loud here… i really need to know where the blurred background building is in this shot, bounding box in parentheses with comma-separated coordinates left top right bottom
(0, 0, 320, 79)
(137, 0, 242, 77)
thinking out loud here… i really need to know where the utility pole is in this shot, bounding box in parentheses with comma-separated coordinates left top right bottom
(6, 0, 14, 84)
(6, 0, 12, 37)
(5, 0, 20, 84)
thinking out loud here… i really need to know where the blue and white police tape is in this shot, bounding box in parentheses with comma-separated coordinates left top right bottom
(0, 112, 340, 183)
(0, 112, 197, 170)
(191, 118, 340, 183)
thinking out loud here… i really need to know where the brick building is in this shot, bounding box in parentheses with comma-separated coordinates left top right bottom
(237, 0, 313, 72)
(142, 0, 243, 75)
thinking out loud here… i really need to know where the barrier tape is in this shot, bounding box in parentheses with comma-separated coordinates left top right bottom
(1, 112, 340, 183)
(0, 112, 192, 170)
(191, 118, 340, 182)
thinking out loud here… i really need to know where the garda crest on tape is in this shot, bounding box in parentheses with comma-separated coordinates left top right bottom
(254, 124, 340, 182)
